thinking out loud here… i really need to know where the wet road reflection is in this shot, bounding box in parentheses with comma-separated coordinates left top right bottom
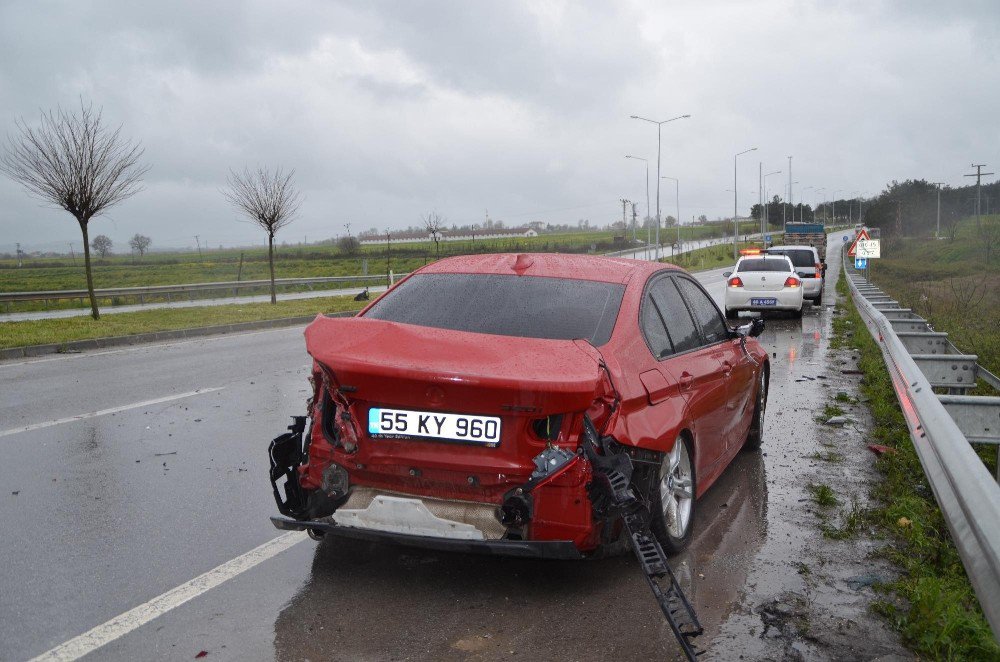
(272, 452, 766, 660)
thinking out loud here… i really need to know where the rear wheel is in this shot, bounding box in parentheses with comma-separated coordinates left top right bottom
(651, 436, 696, 553)
(744, 368, 767, 450)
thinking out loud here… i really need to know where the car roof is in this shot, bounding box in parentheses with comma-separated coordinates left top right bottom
(767, 245, 818, 252)
(416, 252, 684, 284)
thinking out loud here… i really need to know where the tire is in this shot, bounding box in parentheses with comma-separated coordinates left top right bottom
(744, 367, 767, 450)
(650, 436, 696, 553)
(725, 308, 738, 320)
(793, 306, 803, 319)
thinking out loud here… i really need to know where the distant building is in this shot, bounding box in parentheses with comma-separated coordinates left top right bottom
(359, 226, 538, 245)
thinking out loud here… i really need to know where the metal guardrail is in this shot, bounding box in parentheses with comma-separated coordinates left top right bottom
(0, 274, 396, 309)
(844, 255, 1000, 637)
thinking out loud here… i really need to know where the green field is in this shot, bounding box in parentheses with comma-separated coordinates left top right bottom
(0, 221, 777, 296)
(0, 295, 362, 350)
(866, 216, 1000, 378)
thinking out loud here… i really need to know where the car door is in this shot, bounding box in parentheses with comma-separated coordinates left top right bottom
(645, 275, 730, 480)
(674, 276, 756, 449)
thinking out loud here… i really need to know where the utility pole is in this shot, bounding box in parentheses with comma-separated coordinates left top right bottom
(965, 163, 994, 231)
(932, 183, 945, 238)
(68, 242, 76, 265)
(344, 222, 352, 238)
(631, 202, 640, 248)
(194, 235, 202, 259)
(758, 162, 763, 237)
(16, 242, 23, 268)
(620, 198, 631, 240)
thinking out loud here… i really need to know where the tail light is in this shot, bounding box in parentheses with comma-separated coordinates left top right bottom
(728, 276, 744, 287)
(814, 263, 822, 276)
(784, 276, 801, 288)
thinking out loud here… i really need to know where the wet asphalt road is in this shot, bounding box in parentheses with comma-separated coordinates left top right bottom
(1, 239, 846, 661)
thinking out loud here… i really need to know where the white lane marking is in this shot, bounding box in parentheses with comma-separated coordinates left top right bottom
(0, 326, 301, 369)
(30, 532, 307, 661)
(0, 387, 224, 438)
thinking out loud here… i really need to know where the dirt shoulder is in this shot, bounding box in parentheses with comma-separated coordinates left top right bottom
(707, 248, 912, 661)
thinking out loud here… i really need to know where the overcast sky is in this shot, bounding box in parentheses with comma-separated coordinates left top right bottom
(1, 0, 997, 252)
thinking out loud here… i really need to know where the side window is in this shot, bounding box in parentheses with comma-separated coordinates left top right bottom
(640, 293, 673, 359)
(676, 277, 730, 345)
(649, 278, 700, 354)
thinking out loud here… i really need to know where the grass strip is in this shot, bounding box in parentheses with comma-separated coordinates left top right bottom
(0, 295, 362, 350)
(833, 273, 1000, 660)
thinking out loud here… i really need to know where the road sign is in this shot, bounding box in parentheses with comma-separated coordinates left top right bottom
(847, 228, 871, 257)
(857, 239, 881, 258)
(842, 235, 849, 242)
(855, 258, 868, 269)
(765, 234, 772, 243)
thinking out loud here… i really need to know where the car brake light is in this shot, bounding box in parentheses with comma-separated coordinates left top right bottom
(728, 276, 744, 287)
(784, 276, 801, 287)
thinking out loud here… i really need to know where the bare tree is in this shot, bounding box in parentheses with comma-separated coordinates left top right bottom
(129, 233, 151, 259)
(0, 102, 148, 319)
(91, 234, 113, 257)
(224, 166, 301, 303)
(422, 211, 444, 257)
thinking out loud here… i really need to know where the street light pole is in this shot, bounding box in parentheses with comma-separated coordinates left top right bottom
(815, 188, 825, 225)
(786, 156, 793, 227)
(734, 147, 757, 258)
(763, 170, 781, 236)
(801, 186, 814, 222)
(625, 155, 650, 246)
(831, 190, 842, 226)
(630, 114, 691, 260)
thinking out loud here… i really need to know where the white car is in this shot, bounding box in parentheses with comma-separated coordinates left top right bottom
(724, 254, 804, 319)
(765, 245, 824, 305)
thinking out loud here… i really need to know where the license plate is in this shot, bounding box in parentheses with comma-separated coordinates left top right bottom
(751, 298, 777, 306)
(368, 407, 501, 446)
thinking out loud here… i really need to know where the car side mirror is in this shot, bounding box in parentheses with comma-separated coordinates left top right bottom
(723, 271, 732, 278)
(735, 318, 765, 338)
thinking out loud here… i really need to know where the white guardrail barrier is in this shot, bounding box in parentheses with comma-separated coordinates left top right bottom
(844, 256, 1000, 637)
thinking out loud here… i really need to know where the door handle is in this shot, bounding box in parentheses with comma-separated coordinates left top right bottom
(679, 372, 693, 389)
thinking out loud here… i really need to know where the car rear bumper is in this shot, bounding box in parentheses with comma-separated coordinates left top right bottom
(725, 288, 804, 311)
(270, 515, 585, 559)
(802, 278, 823, 299)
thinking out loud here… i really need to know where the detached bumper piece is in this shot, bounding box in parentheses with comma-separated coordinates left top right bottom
(269, 416, 309, 519)
(269, 515, 584, 559)
(583, 418, 704, 660)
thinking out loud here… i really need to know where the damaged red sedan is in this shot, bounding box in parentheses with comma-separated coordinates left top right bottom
(269, 253, 768, 560)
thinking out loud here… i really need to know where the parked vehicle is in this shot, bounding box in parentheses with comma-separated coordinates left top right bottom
(268, 253, 769, 559)
(765, 245, 825, 304)
(780, 222, 827, 268)
(724, 254, 804, 318)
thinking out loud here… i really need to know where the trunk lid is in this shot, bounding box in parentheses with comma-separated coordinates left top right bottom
(305, 316, 604, 416)
(741, 272, 785, 292)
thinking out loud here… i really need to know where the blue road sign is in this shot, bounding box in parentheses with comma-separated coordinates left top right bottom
(843, 235, 849, 242)
(765, 234, 772, 243)
(855, 258, 868, 269)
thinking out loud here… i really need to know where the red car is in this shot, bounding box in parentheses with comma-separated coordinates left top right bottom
(269, 253, 768, 559)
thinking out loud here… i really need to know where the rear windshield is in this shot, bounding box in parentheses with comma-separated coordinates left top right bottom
(737, 258, 791, 272)
(768, 249, 815, 268)
(364, 273, 625, 346)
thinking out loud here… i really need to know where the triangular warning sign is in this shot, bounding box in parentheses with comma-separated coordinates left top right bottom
(847, 228, 871, 257)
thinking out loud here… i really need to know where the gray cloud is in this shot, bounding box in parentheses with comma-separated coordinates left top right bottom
(1, 0, 998, 252)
